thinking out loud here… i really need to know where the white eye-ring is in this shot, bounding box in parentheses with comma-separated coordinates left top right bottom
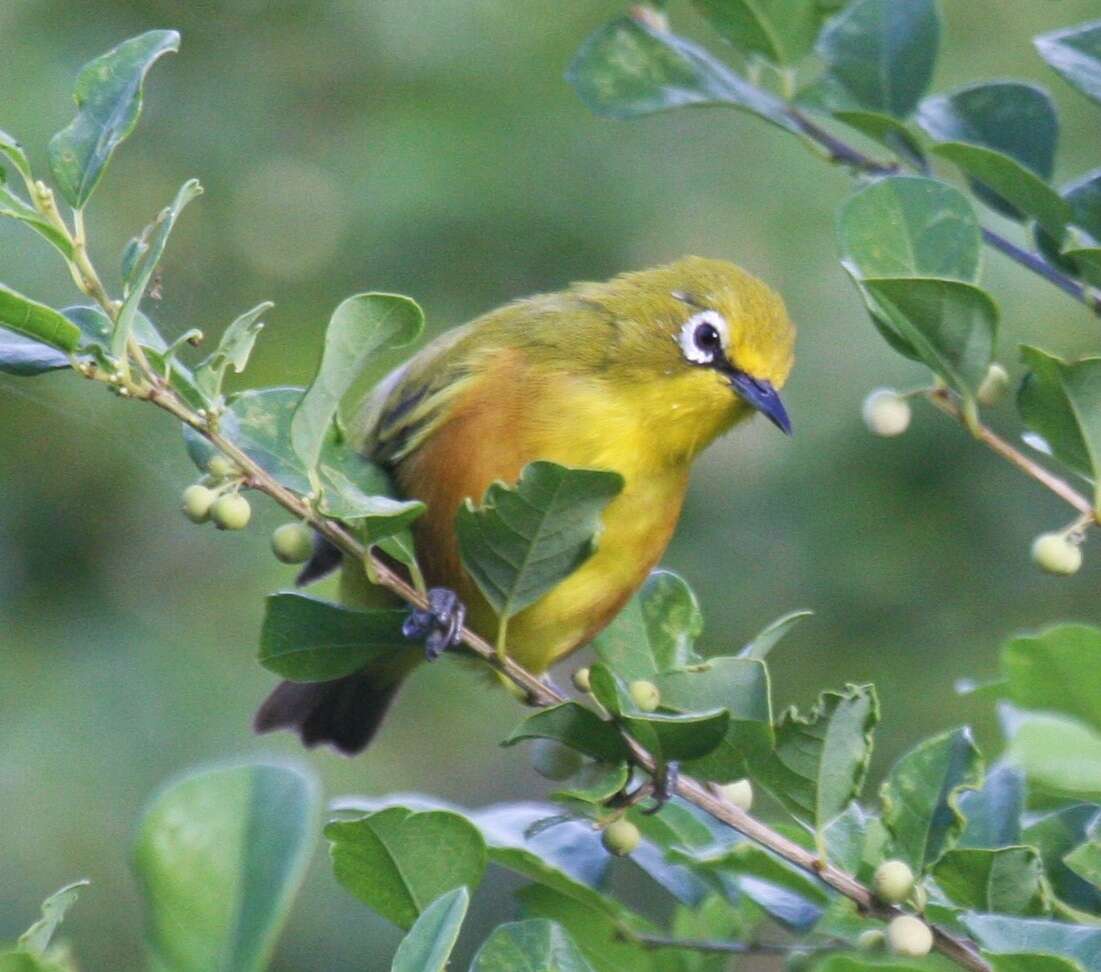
(678, 310, 729, 365)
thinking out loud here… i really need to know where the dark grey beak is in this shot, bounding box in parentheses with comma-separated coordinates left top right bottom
(729, 372, 792, 435)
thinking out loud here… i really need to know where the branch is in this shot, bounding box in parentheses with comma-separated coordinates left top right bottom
(786, 106, 1101, 318)
(925, 388, 1095, 519)
(137, 381, 990, 972)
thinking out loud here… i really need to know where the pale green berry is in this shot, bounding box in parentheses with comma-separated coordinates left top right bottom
(271, 522, 314, 564)
(1031, 532, 1082, 576)
(210, 493, 251, 530)
(886, 915, 933, 958)
(862, 388, 911, 437)
(873, 859, 915, 904)
(629, 679, 660, 712)
(207, 454, 238, 480)
(601, 818, 640, 856)
(572, 667, 591, 692)
(181, 484, 216, 524)
(530, 739, 583, 781)
(977, 363, 1010, 407)
(857, 929, 885, 951)
(720, 779, 754, 812)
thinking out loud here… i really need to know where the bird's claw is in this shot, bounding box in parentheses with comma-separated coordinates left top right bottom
(403, 587, 466, 661)
(643, 761, 680, 815)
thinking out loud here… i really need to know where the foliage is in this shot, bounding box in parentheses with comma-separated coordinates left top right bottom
(4, 7, 1101, 971)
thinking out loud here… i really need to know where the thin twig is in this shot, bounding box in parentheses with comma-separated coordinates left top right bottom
(925, 388, 1095, 518)
(785, 106, 1101, 318)
(618, 930, 806, 954)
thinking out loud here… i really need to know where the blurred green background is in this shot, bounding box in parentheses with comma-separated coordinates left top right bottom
(2, 1, 1100, 968)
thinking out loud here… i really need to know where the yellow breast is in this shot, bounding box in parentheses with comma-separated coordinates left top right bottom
(393, 349, 697, 673)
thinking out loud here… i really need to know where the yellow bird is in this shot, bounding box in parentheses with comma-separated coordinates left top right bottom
(256, 256, 795, 753)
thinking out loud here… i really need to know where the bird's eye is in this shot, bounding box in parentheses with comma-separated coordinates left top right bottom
(678, 311, 729, 365)
(694, 322, 722, 354)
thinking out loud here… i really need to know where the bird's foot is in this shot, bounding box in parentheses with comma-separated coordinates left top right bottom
(402, 587, 467, 661)
(643, 761, 680, 815)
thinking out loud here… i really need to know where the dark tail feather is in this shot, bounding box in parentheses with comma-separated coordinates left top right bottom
(295, 535, 342, 587)
(253, 671, 400, 755)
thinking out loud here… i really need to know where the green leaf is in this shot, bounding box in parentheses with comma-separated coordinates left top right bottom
(133, 762, 319, 972)
(986, 956, 1085, 972)
(47, 30, 179, 208)
(554, 763, 631, 804)
(1035, 169, 1101, 288)
(1065, 841, 1101, 891)
(740, 608, 813, 660)
(0, 182, 74, 260)
(691, 0, 821, 66)
(291, 293, 423, 477)
(859, 276, 998, 399)
(657, 656, 774, 778)
(0, 128, 32, 184)
(1024, 805, 1101, 913)
(1017, 347, 1101, 506)
(470, 919, 595, 972)
(325, 807, 486, 930)
(810, 956, 936, 972)
(566, 16, 799, 133)
(0, 331, 70, 376)
(16, 883, 89, 955)
(0, 285, 80, 352)
(258, 593, 412, 682)
(963, 914, 1101, 969)
(456, 461, 624, 622)
(1002, 624, 1101, 734)
(1007, 713, 1101, 800)
(503, 702, 631, 764)
(879, 727, 984, 873)
(838, 176, 982, 282)
(592, 569, 704, 679)
(815, 0, 940, 118)
(674, 840, 827, 929)
(587, 664, 730, 763)
(184, 387, 422, 534)
(957, 762, 1024, 849)
(390, 887, 468, 972)
(929, 142, 1070, 237)
(750, 684, 878, 837)
(516, 886, 660, 972)
(113, 179, 202, 362)
(917, 82, 1059, 220)
(1035, 20, 1101, 107)
(932, 846, 1050, 915)
(194, 302, 272, 402)
(0, 954, 73, 972)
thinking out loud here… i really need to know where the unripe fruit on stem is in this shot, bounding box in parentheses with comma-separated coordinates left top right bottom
(862, 388, 911, 437)
(977, 363, 1010, 407)
(572, 667, 591, 692)
(271, 522, 314, 564)
(210, 493, 251, 530)
(207, 454, 238, 480)
(530, 739, 583, 781)
(886, 915, 933, 958)
(857, 929, 885, 951)
(873, 859, 915, 904)
(601, 818, 640, 856)
(181, 484, 216, 523)
(719, 779, 753, 812)
(629, 679, 660, 712)
(1031, 532, 1082, 576)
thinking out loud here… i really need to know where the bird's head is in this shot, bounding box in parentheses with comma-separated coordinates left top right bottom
(570, 256, 795, 462)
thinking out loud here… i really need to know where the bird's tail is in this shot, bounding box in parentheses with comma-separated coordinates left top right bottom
(253, 668, 401, 755)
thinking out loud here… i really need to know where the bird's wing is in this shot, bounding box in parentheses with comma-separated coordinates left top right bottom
(351, 321, 481, 467)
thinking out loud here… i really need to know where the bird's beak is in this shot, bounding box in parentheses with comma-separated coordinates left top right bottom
(728, 371, 792, 435)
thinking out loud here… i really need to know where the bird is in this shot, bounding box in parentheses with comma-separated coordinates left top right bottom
(255, 256, 795, 754)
